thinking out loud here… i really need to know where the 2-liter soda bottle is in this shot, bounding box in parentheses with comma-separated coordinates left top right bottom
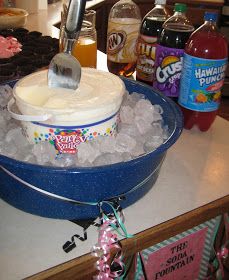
(107, 0, 141, 77)
(178, 12, 228, 131)
(136, 0, 170, 85)
(153, 3, 194, 99)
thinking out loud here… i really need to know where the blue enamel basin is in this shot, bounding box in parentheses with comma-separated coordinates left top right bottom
(0, 78, 183, 220)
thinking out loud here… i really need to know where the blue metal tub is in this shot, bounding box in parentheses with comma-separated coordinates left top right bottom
(0, 78, 183, 220)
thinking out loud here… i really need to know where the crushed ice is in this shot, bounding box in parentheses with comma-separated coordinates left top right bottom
(0, 85, 169, 167)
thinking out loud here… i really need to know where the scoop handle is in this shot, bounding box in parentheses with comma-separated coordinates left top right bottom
(65, 0, 86, 40)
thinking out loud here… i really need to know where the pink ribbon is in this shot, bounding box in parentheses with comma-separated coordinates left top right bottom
(217, 246, 228, 259)
(206, 213, 229, 279)
(91, 217, 125, 279)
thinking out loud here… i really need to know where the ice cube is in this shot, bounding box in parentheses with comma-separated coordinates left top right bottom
(163, 125, 169, 140)
(144, 135, 164, 152)
(0, 85, 13, 109)
(77, 141, 100, 164)
(32, 142, 56, 165)
(152, 111, 163, 122)
(120, 105, 134, 124)
(118, 122, 140, 140)
(150, 123, 164, 137)
(0, 127, 7, 140)
(13, 149, 37, 164)
(0, 140, 18, 158)
(22, 153, 37, 164)
(115, 133, 137, 153)
(135, 116, 153, 135)
(1, 109, 11, 122)
(130, 141, 145, 157)
(52, 153, 76, 167)
(134, 99, 155, 123)
(154, 104, 163, 114)
(122, 92, 145, 107)
(93, 152, 123, 166)
(98, 135, 116, 154)
(121, 152, 132, 162)
(5, 127, 28, 148)
(0, 115, 6, 126)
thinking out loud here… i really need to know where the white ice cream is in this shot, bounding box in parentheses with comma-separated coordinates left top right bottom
(13, 68, 126, 124)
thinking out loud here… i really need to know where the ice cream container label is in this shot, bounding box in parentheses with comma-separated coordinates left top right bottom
(179, 54, 227, 112)
(53, 130, 85, 154)
(154, 45, 184, 97)
(24, 113, 119, 154)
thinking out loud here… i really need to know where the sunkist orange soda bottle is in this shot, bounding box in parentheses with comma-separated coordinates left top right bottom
(178, 12, 228, 131)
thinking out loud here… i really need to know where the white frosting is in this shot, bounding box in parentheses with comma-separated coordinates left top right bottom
(13, 68, 125, 124)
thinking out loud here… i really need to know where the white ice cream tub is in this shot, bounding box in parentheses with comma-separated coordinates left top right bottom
(8, 68, 125, 154)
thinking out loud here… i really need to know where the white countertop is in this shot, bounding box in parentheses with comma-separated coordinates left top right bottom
(0, 3, 228, 280)
(0, 116, 228, 280)
(24, 0, 105, 39)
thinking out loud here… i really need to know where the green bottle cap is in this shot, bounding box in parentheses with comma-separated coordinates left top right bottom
(174, 3, 187, 13)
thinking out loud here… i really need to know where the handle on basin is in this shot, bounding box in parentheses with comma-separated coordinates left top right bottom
(7, 98, 52, 122)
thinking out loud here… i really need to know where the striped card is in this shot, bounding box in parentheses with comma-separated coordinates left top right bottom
(134, 216, 221, 280)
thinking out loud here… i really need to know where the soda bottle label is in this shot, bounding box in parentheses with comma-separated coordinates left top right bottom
(153, 45, 184, 97)
(136, 34, 157, 82)
(107, 18, 141, 63)
(179, 54, 227, 112)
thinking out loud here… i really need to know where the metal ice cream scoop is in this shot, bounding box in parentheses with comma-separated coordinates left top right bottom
(48, 0, 86, 90)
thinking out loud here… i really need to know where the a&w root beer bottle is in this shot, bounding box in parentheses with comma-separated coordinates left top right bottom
(107, 0, 141, 77)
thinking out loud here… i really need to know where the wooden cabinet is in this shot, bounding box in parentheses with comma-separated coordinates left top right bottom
(136, 0, 223, 24)
(166, 0, 223, 27)
(25, 196, 229, 279)
(93, 0, 223, 53)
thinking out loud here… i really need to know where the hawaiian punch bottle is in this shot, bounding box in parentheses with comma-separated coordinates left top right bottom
(178, 12, 228, 131)
(136, 0, 170, 85)
(153, 3, 194, 100)
(107, 0, 141, 77)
